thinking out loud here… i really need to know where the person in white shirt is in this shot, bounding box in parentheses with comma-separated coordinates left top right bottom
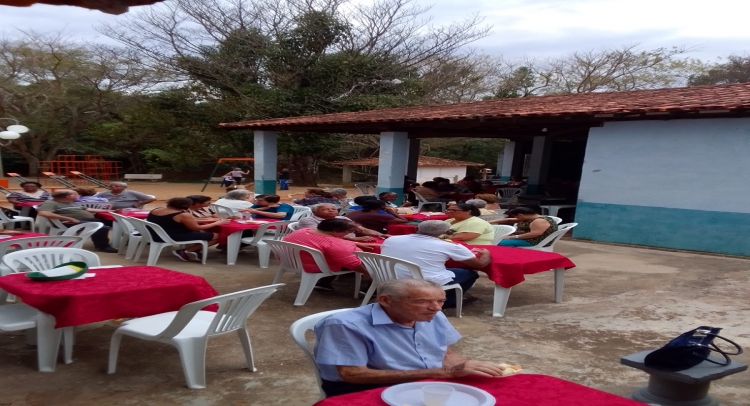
(380, 220, 491, 309)
(214, 189, 255, 211)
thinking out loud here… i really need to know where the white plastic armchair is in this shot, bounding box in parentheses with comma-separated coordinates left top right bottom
(290, 206, 312, 221)
(1, 247, 101, 365)
(479, 214, 506, 222)
(61, 222, 104, 248)
(491, 225, 516, 245)
(353, 252, 463, 317)
(287, 222, 301, 232)
(354, 183, 375, 195)
(75, 202, 112, 210)
(496, 188, 523, 204)
(107, 283, 284, 389)
(519, 223, 578, 252)
(127, 218, 208, 265)
(265, 240, 361, 306)
(0, 236, 82, 273)
(548, 216, 563, 225)
(111, 213, 142, 259)
(289, 309, 351, 401)
(0, 208, 35, 232)
(413, 191, 445, 212)
(210, 204, 239, 219)
(232, 221, 294, 268)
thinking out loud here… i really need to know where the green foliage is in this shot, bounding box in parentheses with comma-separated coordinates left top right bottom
(689, 55, 750, 85)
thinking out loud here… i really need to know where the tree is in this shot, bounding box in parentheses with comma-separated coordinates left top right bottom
(689, 55, 750, 85)
(0, 32, 158, 174)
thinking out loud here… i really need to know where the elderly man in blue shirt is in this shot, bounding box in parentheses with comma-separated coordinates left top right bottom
(313, 279, 509, 397)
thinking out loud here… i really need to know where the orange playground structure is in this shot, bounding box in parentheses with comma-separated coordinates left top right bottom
(39, 155, 121, 186)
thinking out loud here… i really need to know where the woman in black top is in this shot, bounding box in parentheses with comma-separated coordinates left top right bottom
(147, 197, 229, 261)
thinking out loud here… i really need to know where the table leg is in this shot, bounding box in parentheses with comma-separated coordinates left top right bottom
(492, 284, 512, 317)
(632, 375, 717, 406)
(226, 231, 243, 265)
(36, 311, 62, 372)
(554, 268, 565, 303)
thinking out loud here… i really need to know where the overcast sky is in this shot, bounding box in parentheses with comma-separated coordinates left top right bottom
(1, 0, 748, 62)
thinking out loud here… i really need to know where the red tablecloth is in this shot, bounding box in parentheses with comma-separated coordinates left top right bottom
(95, 210, 150, 222)
(217, 219, 281, 245)
(0, 232, 48, 241)
(0, 266, 218, 328)
(386, 224, 418, 235)
(14, 202, 42, 207)
(404, 213, 449, 221)
(313, 374, 644, 406)
(452, 245, 575, 288)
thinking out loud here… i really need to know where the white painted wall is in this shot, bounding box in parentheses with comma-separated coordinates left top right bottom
(579, 118, 750, 214)
(416, 166, 467, 184)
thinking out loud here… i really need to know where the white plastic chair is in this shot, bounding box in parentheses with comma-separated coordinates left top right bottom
(61, 222, 104, 248)
(353, 252, 463, 317)
(45, 218, 70, 236)
(496, 188, 523, 204)
(266, 240, 361, 306)
(231, 221, 294, 268)
(287, 222, 300, 232)
(210, 204, 239, 219)
(289, 309, 351, 401)
(490, 225, 516, 245)
(290, 206, 312, 221)
(548, 216, 563, 225)
(1, 247, 102, 365)
(354, 183, 375, 195)
(107, 284, 284, 389)
(413, 191, 445, 212)
(111, 213, 142, 259)
(75, 202, 112, 210)
(0, 236, 82, 273)
(519, 223, 578, 252)
(479, 214, 506, 222)
(127, 218, 209, 265)
(0, 208, 35, 232)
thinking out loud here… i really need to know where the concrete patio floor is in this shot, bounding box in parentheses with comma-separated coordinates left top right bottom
(0, 240, 748, 406)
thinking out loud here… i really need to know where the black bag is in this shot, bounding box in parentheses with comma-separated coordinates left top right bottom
(644, 326, 743, 371)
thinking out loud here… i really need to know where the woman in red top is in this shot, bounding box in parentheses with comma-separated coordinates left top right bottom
(283, 218, 370, 290)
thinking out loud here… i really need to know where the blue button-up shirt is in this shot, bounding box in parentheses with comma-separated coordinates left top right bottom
(313, 304, 461, 381)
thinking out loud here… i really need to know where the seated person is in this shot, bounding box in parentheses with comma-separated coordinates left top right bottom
(348, 195, 380, 211)
(475, 193, 502, 211)
(493, 207, 558, 247)
(313, 279, 510, 397)
(292, 188, 340, 206)
(186, 195, 220, 219)
(443, 203, 494, 245)
(457, 175, 481, 193)
(244, 194, 294, 220)
(147, 198, 229, 261)
(379, 191, 412, 208)
(465, 198, 495, 215)
(283, 218, 370, 290)
(479, 181, 497, 195)
(215, 189, 255, 211)
(328, 188, 353, 206)
(73, 188, 108, 202)
(36, 189, 117, 253)
(94, 182, 155, 209)
(345, 200, 407, 233)
(434, 177, 456, 193)
(413, 181, 453, 203)
(6, 181, 50, 216)
(297, 203, 384, 242)
(381, 221, 491, 308)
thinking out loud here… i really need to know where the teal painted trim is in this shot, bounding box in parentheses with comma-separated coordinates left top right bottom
(377, 187, 405, 205)
(526, 184, 541, 194)
(254, 180, 277, 195)
(500, 176, 511, 181)
(575, 202, 750, 256)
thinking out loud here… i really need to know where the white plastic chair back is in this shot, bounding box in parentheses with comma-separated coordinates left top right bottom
(521, 223, 578, 252)
(76, 202, 112, 210)
(497, 188, 523, 204)
(413, 191, 445, 212)
(0, 208, 36, 232)
(491, 225, 516, 245)
(0, 209, 16, 223)
(0, 236, 82, 274)
(289, 309, 352, 400)
(479, 214, 506, 222)
(548, 216, 563, 225)
(210, 204, 239, 218)
(245, 221, 293, 245)
(287, 222, 300, 232)
(2, 247, 101, 273)
(291, 206, 312, 221)
(128, 218, 173, 245)
(354, 184, 374, 195)
(266, 240, 332, 275)
(62, 222, 104, 248)
(156, 284, 284, 339)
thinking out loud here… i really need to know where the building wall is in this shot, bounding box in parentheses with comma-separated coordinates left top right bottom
(416, 166, 467, 184)
(575, 118, 750, 256)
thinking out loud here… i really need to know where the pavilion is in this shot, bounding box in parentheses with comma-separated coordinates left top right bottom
(333, 155, 484, 186)
(220, 82, 750, 256)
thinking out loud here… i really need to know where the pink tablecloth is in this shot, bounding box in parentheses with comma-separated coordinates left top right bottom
(0, 232, 48, 241)
(14, 202, 43, 207)
(313, 374, 644, 406)
(404, 213, 449, 221)
(0, 266, 218, 327)
(95, 210, 150, 222)
(217, 219, 281, 245)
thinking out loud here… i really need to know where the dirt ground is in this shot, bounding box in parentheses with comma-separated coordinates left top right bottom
(0, 182, 748, 405)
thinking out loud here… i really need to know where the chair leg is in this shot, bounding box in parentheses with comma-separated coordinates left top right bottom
(62, 327, 74, 364)
(175, 338, 208, 389)
(295, 274, 323, 306)
(353, 273, 361, 299)
(452, 285, 463, 318)
(272, 268, 285, 284)
(554, 268, 565, 303)
(200, 242, 208, 265)
(360, 284, 377, 306)
(146, 244, 164, 266)
(133, 240, 147, 262)
(26, 219, 35, 232)
(257, 243, 271, 268)
(107, 332, 123, 374)
(237, 329, 257, 372)
(492, 284, 512, 317)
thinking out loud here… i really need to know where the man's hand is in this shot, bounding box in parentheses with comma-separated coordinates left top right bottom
(444, 360, 507, 378)
(349, 236, 376, 242)
(65, 218, 81, 224)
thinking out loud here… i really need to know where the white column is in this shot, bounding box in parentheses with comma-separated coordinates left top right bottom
(253, 131, 278, 195)
(500, 141, 516, 181)
(377, 132, 409, 203)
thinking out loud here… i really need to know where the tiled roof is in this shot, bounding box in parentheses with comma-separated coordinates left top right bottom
(334, 156, 484, 167)
(220, 82, 750, 132)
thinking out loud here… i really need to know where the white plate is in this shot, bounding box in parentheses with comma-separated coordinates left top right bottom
(381, 382, 495, 406)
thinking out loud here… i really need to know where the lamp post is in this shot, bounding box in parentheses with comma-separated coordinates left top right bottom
(0, 118, 30, 182)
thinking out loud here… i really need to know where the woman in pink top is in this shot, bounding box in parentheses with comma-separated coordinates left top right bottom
(283, 218, 369, 290)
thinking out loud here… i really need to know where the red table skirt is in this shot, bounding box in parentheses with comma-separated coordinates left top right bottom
(314, 374, 644, 406)
(0, 266, 218, 327)
(217, 219, 281, 245)
(386, 224, 418, 236)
